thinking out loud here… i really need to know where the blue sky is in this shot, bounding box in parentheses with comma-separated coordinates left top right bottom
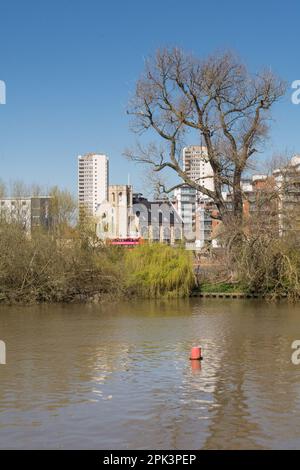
(0, 0, 299, 195)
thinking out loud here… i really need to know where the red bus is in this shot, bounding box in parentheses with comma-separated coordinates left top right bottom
(107, 237, 143, 247)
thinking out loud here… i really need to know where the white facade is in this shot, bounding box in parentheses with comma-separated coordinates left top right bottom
(0, 198, 31, 231)
(241, 179, 253, 192)
(0, 197, 51, 233)
(96, 191, 184, 244)
(131, 195, 184, 244)
(78, 153, 109, 216)
(273, 155, 300, 236)
(174, 146, 215, 247)
(174, 185, 196, 241)
(183, 145, 214, 195)
(96, 185, 135, 239)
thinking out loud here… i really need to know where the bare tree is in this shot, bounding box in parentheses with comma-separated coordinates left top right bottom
(126, 48, 286, 224)
(10, 180, 29, 198)
(49, 186, 77, 235)
(0, 179, 6, 198)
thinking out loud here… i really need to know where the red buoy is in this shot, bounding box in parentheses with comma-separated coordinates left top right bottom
(190, 346, 202, 360)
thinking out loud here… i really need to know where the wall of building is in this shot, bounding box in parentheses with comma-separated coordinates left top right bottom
(132, 195, 183, 244)
(96, 185, 134, 239)
(108, 185, 133, 238)
(0, 197, 52, 233)
(183, 145, 214, 194)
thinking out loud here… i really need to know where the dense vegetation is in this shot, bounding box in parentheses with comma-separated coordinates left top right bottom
(0, 222, 124, 303)
(0, 223, 195, 304)
(125, 243, 195, 298)
(197, 212, 300, 300)
(2, 180, 300, 304)
(232, 234, 300, 300)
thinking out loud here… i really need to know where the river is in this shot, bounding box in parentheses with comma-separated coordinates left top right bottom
(0, 299, 300, 449)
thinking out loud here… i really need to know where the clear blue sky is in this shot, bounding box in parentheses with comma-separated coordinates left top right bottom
(0, 0, 299, 195)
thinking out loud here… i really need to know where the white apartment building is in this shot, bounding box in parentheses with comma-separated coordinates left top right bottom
(78, 153, 109, 216)
(183, 145, 214, 194)
(174, 146, 215, 246)
(173, 185, 196, 241)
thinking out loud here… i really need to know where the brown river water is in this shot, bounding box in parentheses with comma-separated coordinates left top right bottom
(1, 299, 300, 449)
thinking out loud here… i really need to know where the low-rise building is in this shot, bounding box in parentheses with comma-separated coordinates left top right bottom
(96, 191, 184, 245)
(132, 194, 184, 244)
(0, 196, 52, 233)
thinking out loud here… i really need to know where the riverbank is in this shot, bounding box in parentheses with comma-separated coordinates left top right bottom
(0, 225, 195, 304)
(1, 220, 300, 305)
(192, 282, 291, 300)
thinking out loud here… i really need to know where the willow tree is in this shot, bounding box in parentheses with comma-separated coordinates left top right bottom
(126, 48, 286, 224)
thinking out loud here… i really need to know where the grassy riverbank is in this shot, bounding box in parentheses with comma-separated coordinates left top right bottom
(196, 282, 244, 294)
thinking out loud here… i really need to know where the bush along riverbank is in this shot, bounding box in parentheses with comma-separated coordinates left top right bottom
(0, 222, 124, 304)
(125, 243, 195, 298)
(2, 218, 300, 304)
(0, 222, 196, 304)
(194, 229, 300, 301)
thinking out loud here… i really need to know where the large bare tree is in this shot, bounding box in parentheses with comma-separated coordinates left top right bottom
(126, 48, 286, 223)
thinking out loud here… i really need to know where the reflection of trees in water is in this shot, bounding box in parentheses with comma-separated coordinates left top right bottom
(202, 337, 263, 449)
(202, 319, 300, 449)
(1, 301, 300, 449)
(0, 300, 194, 412)
(0, 307, 135, 411)
(155, 301, 300, 449)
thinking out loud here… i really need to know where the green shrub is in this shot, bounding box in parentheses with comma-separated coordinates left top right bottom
(199, 282, 243, 293)
(0, 222, 196, 303)
(124, 243, 195, 298)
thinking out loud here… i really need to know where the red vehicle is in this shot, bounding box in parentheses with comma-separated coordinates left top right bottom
(107, 237, 143, 247)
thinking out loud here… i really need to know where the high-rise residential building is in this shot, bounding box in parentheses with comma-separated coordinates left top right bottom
(183, 145, 214, 194)
(174, 185, 197, 235)
(174, 146, 215, 246)
(78, 153, 109, 216)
